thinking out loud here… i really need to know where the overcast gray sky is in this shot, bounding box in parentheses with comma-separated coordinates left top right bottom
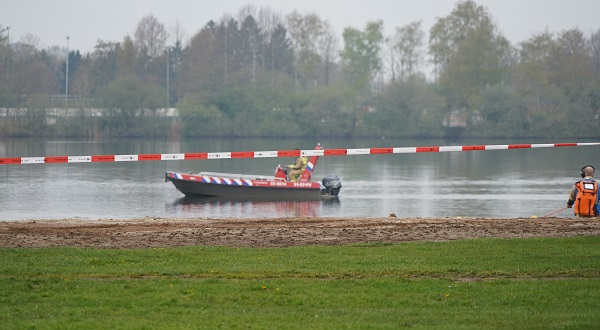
(2, 0, 599, 53)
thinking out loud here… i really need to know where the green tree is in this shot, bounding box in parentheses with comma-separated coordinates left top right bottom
(266, 24, 294, 78)
(0, 25, 15, 106)
(293, 85, 353, 138)
(513, 31, 555, 123)
(429, 0, 511, 131)
(238, 15, 264, 84)
(101, 74, 165, 132)
(591, 29, 600, 75)
(177, 94, 231, 137)
(217, 18, 241, 84)
(375, 77, 445, 138)
(339, 20, 384, 136)
(179, 21, 225, 99)
(515, 29, 599, 137)
(550, 29, 598, 136)
(547, 29, 596, 102)
(474, 85, 527, 137)
(116, 36, 137, 77)
(429, 0, 495, 78)
(339, 20, 384, 94)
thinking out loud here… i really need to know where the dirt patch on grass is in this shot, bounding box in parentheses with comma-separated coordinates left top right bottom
(1, 216, 599, 248)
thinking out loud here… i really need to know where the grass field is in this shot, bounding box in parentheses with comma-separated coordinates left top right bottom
(1, 236, 599, 329)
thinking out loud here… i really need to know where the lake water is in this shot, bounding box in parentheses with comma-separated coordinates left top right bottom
(1, 137, 599, 221)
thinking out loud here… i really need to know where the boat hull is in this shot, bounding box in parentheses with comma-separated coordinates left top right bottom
(166, 172, 336, 200)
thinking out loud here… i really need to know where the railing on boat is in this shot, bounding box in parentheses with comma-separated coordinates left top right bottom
(196, 171, 286, 182)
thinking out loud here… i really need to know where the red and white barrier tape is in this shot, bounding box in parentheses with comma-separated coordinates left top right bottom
(0, 142, 598, 165)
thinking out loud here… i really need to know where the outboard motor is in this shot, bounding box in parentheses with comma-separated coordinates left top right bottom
(321, 174, 342, 197)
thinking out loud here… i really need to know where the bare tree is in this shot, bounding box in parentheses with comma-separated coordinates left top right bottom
(237, 4, 257, 21)
(256, 6, 283, 35)
(134, 15, 168, 59)
(287, 11, 331, 89)
(383, 37, 397, 83)
(72, 60, 93, 101)
(169, 20, 187, 47)
(316, 21, 338, 85)
(20, 33, 41, 49)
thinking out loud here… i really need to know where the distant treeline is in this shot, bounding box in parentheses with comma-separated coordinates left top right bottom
(1, 0, 599, 139)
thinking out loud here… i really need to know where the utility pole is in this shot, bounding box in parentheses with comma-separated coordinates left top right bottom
(65, 36, 69, 107)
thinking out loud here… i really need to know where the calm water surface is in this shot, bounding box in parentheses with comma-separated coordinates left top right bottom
(1, 138, 599, 220)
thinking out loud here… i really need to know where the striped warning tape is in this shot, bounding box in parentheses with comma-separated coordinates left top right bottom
(0, 142, 598, 165)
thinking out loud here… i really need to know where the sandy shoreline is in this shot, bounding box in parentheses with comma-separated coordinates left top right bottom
(1, 216, 599, 248)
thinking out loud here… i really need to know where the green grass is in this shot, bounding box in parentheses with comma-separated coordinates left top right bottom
(1, 237, 600, 329)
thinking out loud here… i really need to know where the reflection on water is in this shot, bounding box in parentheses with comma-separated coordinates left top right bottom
(168, 197, 341, 218)
(1, 137, 599, 220)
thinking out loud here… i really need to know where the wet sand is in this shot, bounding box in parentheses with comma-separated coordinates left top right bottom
(1, 216, 599, 248)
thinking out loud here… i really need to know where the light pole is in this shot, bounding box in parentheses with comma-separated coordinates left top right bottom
(65, 36, 69, 107)
(2, 25, 10, 98)
(1, 25, 8, 66)
(166, 46, 170, 108)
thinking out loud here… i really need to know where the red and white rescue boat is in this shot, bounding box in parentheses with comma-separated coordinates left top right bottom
(165, 144, 341, 200)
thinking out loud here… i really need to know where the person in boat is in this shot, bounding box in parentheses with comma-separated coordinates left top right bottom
(567, 165, 599, 217)
(286, 152, 308, 182)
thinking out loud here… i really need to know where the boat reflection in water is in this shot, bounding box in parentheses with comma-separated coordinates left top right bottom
(168, 196, 341, 218)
